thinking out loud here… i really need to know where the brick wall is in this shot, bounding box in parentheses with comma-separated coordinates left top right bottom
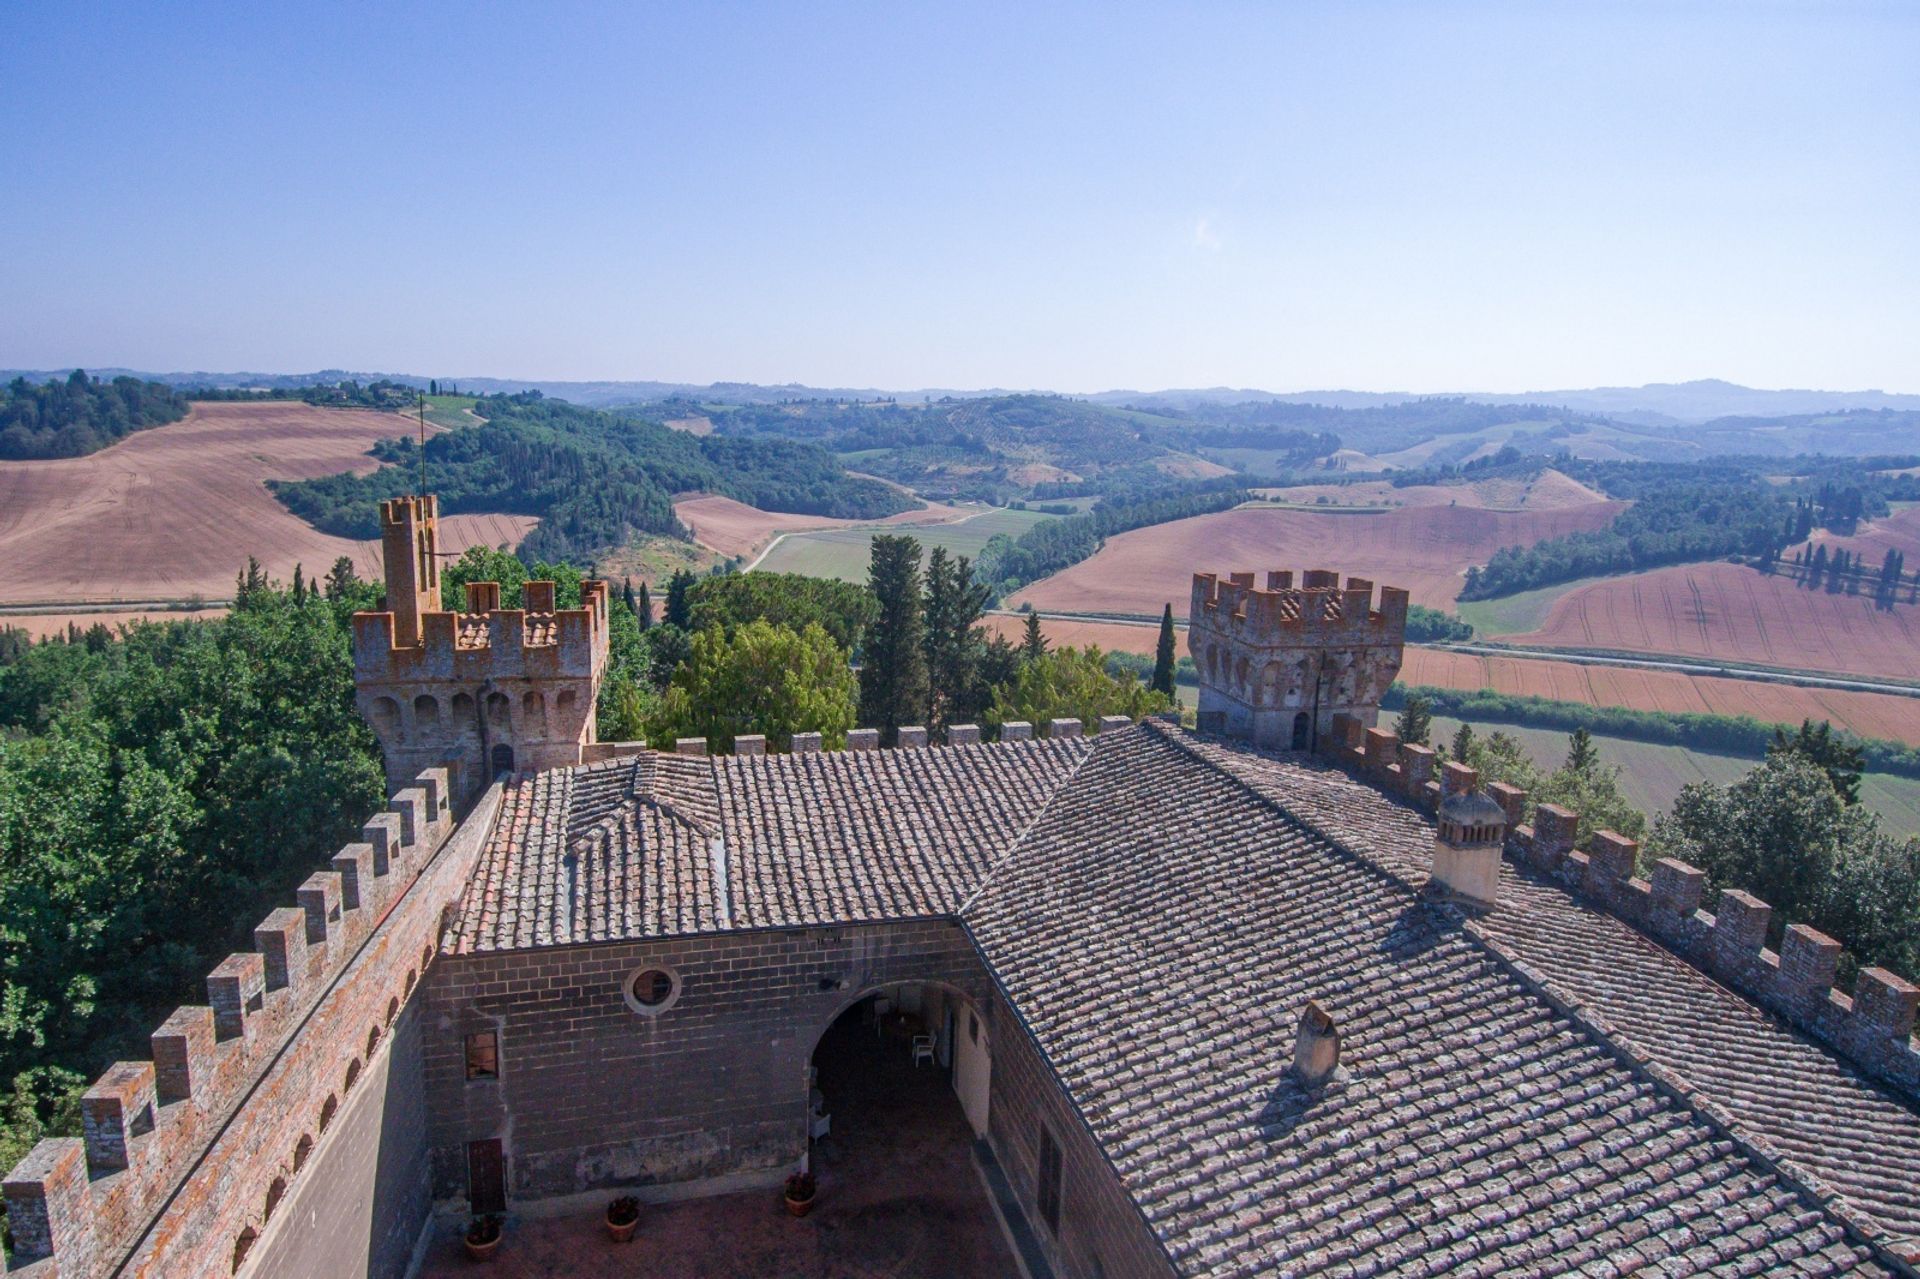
(978, 980, 1173, 1279)
(422, 920, 992, 1204)
(242, 998, 430, 1279)
(2, 773, 500, 1279)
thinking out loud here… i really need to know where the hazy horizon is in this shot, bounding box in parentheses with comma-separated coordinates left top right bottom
(4, 2, 1916, 392)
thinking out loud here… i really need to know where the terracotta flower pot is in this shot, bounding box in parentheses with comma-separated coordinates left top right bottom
(464, 1219, 502, 1262)
(784, 1191, 815, 1218)
(606, 1208, 639, 1242)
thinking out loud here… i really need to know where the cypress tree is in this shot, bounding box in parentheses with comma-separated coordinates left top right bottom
(664, 570, 695, 629)
(921, 548, 989, 733)
(1020, 610, 1048, 662)
(636, 581, 653, 630)
(859, 535, 929, 744)
(1393, 692, 1432, 746)
(1150, 604, 1177, 697)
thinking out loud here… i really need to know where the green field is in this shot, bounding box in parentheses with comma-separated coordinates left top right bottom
(1429, 714, 1920, 839)
(754, 507, 1057, 581)
(1453, 576, 1609, 637)
(421, 394, 482, 429)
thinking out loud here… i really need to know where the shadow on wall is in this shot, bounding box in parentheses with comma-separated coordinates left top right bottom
(246, 992, 435, 1279)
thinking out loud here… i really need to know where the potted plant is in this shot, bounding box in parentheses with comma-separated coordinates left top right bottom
(464, 1213, 502, 1262)
(605, 1194, 640, 1243)
(784, 1171, 817, 1217)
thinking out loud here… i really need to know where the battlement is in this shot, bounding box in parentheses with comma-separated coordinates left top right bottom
(1190, 569, 1410, 642)
(3, 770, 504, 1278)
(352, 579, 611, 683)
(1189, 569, 1408, 750)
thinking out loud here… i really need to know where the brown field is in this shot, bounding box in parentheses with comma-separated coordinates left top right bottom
(1006, 500, 1624, 615)
(1258, 468, 1609, 512)
(1510, 561, 1920, 682)
(2, 608, 229, 640)
(981, 615, 1920, 746)
(1810, 505, 1920, 561)
(663, 415, 715, 436)
(673, 493, 969, 561)
(0, 401, 534, 604)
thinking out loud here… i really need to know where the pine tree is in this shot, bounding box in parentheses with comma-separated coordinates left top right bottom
(1021, 610, 1049, 663)
(1150, 604, 1177, 697)
(1393, 693, 1432, 746)
(1451, 721, 1476, 761)
(636, 582, 653, 630)
(858, 535, 929, 744)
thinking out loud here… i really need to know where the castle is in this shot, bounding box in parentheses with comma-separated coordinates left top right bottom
(6, 501, 1920, 1278)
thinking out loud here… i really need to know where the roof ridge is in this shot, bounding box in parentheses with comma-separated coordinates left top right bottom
(954, 734, 1102, 916)
(1139, 721, 1919, 1270)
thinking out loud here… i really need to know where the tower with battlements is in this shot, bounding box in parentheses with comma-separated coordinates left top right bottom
(353, 495, 609, 796)
(1188, 568, 1408, 750)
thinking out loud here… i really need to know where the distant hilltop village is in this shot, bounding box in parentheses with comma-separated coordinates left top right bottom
(6, 494, 1920, 1278)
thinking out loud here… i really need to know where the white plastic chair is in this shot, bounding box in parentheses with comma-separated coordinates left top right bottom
(912, 1034, 935, 1068)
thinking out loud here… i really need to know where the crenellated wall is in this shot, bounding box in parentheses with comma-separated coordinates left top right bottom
(2, 773, 504, 1279)
(1316, 718, 1920, 1108)
(1188, 569, 1408, 750)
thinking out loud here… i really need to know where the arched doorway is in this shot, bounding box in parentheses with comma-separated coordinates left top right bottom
(1291, 711, 1311, 750)
(490, 744, 514, 775)
(806, 983, 990, 1156)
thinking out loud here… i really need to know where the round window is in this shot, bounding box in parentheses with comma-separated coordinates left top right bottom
(624, 966, 681, 1016)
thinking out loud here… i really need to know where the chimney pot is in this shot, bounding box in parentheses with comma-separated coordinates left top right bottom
(1292, 1001, 1341, 1087)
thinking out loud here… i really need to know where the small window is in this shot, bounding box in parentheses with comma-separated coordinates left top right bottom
(465, 1031, 500, 1081)
(623, 965, 681, 1016)
(1036, 1124, 1062, 1234)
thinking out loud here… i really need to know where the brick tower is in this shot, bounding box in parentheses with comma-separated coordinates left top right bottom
(353, 495, 610, 798)
(1188, 569, 1408, 751)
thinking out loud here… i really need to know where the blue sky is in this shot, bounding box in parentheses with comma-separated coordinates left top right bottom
(2, 2, 1915, 392)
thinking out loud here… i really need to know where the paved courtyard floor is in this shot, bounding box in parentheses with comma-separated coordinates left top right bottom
(420, 1008, 1018, 1277)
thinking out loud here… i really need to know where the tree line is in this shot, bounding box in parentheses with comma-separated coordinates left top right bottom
(270, 392, 915, 566)
(0, 370, 190, 460)
(973, 481, 1249, 598)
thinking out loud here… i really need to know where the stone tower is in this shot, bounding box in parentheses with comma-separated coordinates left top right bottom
(353, 495, 610, 798)
(1188, 569, 1408, 751)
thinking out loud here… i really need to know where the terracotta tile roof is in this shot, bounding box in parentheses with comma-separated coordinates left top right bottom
(963, 725, 1893, 1274)
(1169, 726, 1920, 1258)
(447, 738, 1088, 950)
(449, 722, 1915, 1272)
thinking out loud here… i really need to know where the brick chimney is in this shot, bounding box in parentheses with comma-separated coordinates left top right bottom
(1430, 762, 1507, 907)
(1291, 1001, 1341, 1087)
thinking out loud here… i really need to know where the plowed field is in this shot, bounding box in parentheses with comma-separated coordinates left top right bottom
(674, 494, 968, 561)
(0, 401, 534, 604)
(980, 615, 1920, 746)
(1510, 561, 1920, 682)
(1006, 501, 1624, 615)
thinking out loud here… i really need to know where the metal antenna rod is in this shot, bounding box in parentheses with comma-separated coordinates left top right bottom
(417, 390, 427, 497)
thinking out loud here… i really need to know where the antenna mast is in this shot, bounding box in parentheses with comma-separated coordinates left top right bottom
(417, 390, 427, 497)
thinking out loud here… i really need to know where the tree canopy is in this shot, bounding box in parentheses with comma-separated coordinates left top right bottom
(646, 620, 857, 752)
(0, 370, 190, 460)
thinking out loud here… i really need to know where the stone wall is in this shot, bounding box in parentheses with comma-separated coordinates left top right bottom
(2, 773, 502, 1279)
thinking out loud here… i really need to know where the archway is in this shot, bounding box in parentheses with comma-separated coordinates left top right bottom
(490, 744, 514, 775)
(1291, 711, 1311, 750)
(806, 982, 990, 1160)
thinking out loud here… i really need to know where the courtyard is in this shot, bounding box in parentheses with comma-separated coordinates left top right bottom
(419, 1003, 1020, 1277)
